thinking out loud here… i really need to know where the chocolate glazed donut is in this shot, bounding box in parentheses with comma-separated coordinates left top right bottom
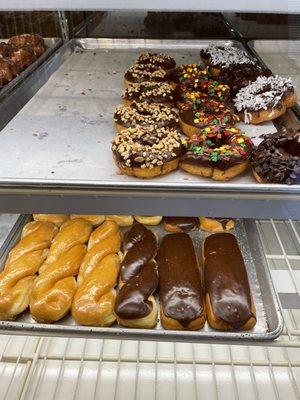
(203, 233, 256, 330)
(157, 233, 205, 330)
(114, 223, 159, 328)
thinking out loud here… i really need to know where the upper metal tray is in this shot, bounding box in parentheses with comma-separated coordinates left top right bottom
(0, 215, 283, 343)
(0, 38, 299, 218)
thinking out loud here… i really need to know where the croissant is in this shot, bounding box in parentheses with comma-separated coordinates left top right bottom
(30, 244, 87, 323)
(33, 214, 70, 227)
(72, 221, 121, 326)
(70, 215, 105, 227)
(0, 221, 58, 320)
(39, 218, 92, 273)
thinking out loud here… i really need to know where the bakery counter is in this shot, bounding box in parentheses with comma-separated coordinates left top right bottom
(0, 38, 299, 218)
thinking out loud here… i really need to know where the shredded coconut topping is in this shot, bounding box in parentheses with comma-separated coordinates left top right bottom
(209, 47, 255, 68)
(234, 75, 294, 114)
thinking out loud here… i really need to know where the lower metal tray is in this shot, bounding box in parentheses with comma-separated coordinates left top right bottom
(0, 215, 283, 343)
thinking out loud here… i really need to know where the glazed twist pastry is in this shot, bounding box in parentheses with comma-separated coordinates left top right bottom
(114, 223, 158, 328)
(33, 214, 70, 227)
(0, 221, 58, 320)
(77, 220, 121, 286)
(70, 215, 105, 227)
(39, 218, 92, 273)
(30, 244, 87, 323)
(72, 221, 121, 326)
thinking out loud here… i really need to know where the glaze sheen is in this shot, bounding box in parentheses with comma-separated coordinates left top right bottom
(164, 216, 199, 231)
(157, 233, 204, 327)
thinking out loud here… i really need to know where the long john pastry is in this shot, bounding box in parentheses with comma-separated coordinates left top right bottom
(203, 232, 256, 330)
(0, 221, 58, 320)
(114, 223, 159, 329)
(72, 221, 121, 326)
(157, 233, 205, 330)
(29, 218, 92, 323)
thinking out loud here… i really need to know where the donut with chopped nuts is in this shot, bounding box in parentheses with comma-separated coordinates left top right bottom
(180, 126, 253, 181)
(8, 34, 46, 58)
(7, 46, 36, 69)
(114, 101, 178, 132)
(0, 58, 19, 85)
(136, 52, 176, 75)
(234, 75, 297, 124)
(121, 81, 176, 107)
(179, 100, 239, 137)
(111, 126, 182, 178)
(124, 63, 168, 87)
(170, 63, 210, 87)
(251, 129, 300, 185)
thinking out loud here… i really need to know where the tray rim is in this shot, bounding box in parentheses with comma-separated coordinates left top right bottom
(0, 215, 284, 343)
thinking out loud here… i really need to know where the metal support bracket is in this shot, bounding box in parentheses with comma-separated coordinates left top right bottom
(58, 11, 69, 42)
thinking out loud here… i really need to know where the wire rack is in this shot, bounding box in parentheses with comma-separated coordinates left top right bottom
(0, 218, 298, 400)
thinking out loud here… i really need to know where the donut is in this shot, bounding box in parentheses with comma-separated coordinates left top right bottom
(121, 81, 176, 107)
(170, 63, 210, 87)
(136, 52, 176, 74)
(114, 101, 178, 132)
(179, 99, 239, 137)
(218, 64, 272, 98)
(176, 82, 231, 108)
(124, 63, 168, 86)
(251, 128, 300, 185)
(0, 58, 19, 85)
(201, 45, 256, 77)
(234, 75, 297, 124)
(134, 216, 162, 225)
(200, 44, 227, 65)
(8, 46, 36, 69)
(0, 42, 13, 57)
(180, 126, 253, 181)
(111, 126, 182, 178)
(8, 33, 44, 48)
(199, 217, 235, 232)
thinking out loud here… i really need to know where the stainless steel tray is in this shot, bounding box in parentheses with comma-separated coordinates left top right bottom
(0, 38, 299, 219)
(0, 215, 283, 343)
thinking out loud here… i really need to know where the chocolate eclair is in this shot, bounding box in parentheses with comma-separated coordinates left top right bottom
(115, 223, 158, 328)
(157, 233, 205, 330)
(163, 216, 199, 232)
(203, 233, 256, 330)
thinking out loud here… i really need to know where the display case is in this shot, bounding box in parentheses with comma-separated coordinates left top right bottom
(0, 4, 299, 400)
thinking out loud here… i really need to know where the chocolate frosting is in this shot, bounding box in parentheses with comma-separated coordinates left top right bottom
(120, 223, 158, 282)
(136, 52, 176, 71)
(114, 259, 158, 319)
(122, 82, 175, 104)
(164, 216, 198, 231)
(157, 233, 204, 327)
(251, 128, 300, 184)
(204, 233, 255, 329)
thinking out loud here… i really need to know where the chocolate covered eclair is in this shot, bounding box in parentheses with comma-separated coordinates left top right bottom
(157, 233, 205, 330)
(163, 216, 199, 232)
(114, 223, 158, 328)
(203, 233, 256, 330)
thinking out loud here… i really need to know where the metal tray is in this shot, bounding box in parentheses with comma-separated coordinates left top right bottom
(0, 38, 299, 219)
(0, 215, 283, 343)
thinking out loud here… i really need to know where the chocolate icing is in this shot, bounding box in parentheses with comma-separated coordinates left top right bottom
(204, 233, 255, 329)
(157, 233, 204, 327)
(125, 63, 167, 84)
(122, 81, 175, 105)
(136, 52, 176, 71)
(115, 259, 158, 319)
(120, 223, 158, 282)
(251, 128, 300, 185)
(164, 216, 198, 231)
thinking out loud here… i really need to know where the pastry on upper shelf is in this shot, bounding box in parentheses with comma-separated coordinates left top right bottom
(179, 99, 239, 137)
(180, 126, 253, 181)
(124, 63, 168, 87)
(105, 215, 134, 226)
(8, 33, 46, 58)
(114, 101, 178, 132)
(121, 81, 176, 107)
(115, 223, 158, 328)
(203, 232, 256, 330)
(33, 214, 70, 227)
(251, 128, 300, 185)
(135, 52, 176, 75)
(157, 232, 205, 330)
(0, 58, 19, 85)
(234, 75, 297, 124)
(199, 217, 235, 232)
(70, 215, 105, 227)
(112, 126, 182, 178)
(134, 216, 162, 225)
(163, 216, 199, 232)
